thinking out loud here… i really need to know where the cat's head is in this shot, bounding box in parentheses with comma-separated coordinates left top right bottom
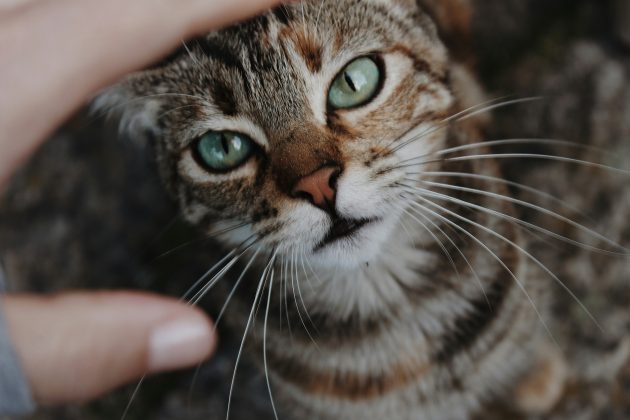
(97, 0, 458, 270)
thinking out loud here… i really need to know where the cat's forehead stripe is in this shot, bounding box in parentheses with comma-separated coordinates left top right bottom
(281, 27, 324, 74)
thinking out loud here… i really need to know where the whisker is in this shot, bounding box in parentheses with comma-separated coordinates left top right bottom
(226, 249, 278, 420)
(302, 248, 326, 287)
(393, 203, 463, 282)
(182, 234, 257, 303)
(215, 248, 263, 325)
(189, 252, 242, 306)
(123, 236, 257, 419)
(445, 97, 542, 124)
(403, 181, 628, 256)
(283, 254, 293, 339)
(153, 221, 250, 262)
(384, 97, 542, 156)
(443, 138, 611, 158)
(278, 255, 285, 332)
(377, 96, 509, 158)
(403, 201, 491, 308)
(181, 250, 239, 302)
(295, 246, 320, 343)
(396, 153, 630, 176)
(397, 212, 417, 246)
(404, 188, 603, 332)
(186, 248, 262, 411)
(120, 378, 146, 420)
(126, 233, 256, 417)
(182, 40, 201, 67)
(404, 196, 557, 344)
(264, 266, 280, 420)
(395, 138, 614, 168)
(419, 179, 629, 254)
(290, 248, 319, 347)
(417, 171, 593, 222)
(298, 244, 316, 293)
(147, 214, 181, 246)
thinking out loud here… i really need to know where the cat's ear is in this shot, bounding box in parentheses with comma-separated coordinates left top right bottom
(415, 0, 473, 62)
(91, 79, 163, 144)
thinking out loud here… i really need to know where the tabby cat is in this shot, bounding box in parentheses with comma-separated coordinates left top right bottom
(97, 1, 578, 418)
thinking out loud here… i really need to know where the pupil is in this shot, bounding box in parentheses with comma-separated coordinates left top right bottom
(220, 135, 230, 154)
(344, 72, 357, 92)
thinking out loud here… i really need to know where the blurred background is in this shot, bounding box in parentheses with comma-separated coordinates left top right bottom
(1, 0, 629, 418)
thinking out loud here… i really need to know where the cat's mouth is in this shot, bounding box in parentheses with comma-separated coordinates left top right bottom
(315, 217, 378, 251)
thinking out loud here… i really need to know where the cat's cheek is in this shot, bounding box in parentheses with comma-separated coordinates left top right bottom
(393, 121, 447, 164)
(280, 203, 330, 248)
(336, 165, 392, 219)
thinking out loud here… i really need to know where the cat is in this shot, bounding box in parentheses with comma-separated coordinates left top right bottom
(94, 1, 592, 418)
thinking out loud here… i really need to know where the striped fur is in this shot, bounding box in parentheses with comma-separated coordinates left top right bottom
(97, 1, 552, 418)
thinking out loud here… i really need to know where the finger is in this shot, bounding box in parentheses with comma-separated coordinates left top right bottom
(0, 0, 33, 13)
(1, 291, 216, 405)
(0, 0, 285, 187)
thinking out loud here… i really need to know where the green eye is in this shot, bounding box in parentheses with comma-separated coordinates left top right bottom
(328, 57, 381, 109)
(195, 131, 255, 172)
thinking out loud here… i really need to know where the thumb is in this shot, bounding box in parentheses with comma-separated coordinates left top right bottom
(1, 291, 216, 405)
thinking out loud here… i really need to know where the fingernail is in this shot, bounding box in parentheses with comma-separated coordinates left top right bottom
(148, 315, 215, 373)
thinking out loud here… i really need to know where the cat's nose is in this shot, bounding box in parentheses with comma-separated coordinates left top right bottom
(291, 166, 341, 214)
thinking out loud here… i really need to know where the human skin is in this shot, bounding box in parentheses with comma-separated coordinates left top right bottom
(0, 0, 284, 406)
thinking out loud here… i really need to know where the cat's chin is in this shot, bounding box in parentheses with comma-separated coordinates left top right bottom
(308, 215, 400, 271)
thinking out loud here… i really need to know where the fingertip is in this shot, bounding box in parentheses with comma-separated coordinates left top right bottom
(147, 309, 217, 374)
(183, 0, 288, 35)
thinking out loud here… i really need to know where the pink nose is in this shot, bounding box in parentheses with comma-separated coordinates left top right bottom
(291, 166, 340, 212)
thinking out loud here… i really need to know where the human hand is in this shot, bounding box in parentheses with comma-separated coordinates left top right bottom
(2, 292, 215, 405)
(0, 0, 284, 408)
(0, 0, 283, 187)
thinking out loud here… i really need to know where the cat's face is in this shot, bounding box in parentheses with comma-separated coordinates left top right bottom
(99, 0, 454, 269)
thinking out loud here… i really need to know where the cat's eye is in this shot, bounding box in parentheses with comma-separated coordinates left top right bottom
(328, 57, 381, 110)
(194, 131, 255, 172)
